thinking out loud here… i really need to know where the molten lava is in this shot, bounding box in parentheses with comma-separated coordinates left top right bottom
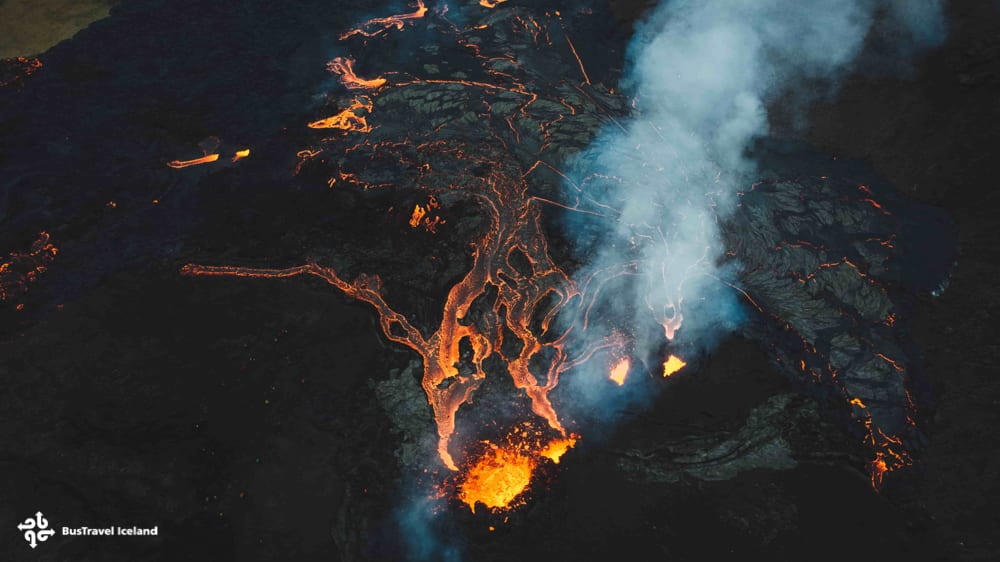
(539, 437, 576, 464)
(609, 358, 629, 386)
(0, 232, 57, 306)
(166, 153, 220, 168)
(0, 56, 43, 89)
(339, 0, 428, 40)
(455, 426, 576, 512)
(307, 97, 373, 132)
(458, 443, 535, 513)
(326, 57, 387, 90)
(662, 354, 686, 377)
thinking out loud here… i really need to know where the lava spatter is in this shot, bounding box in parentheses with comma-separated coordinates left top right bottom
(1, 232, 57, 307)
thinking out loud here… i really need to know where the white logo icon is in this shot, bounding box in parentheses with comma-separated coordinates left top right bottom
(17, 512, 55, 549)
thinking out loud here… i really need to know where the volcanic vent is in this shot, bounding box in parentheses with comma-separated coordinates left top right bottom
(178, 0, 953, 517)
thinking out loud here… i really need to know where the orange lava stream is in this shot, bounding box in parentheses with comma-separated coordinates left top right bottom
(479, 0, 509, 8)
(563, 32, 591, 85)
(183, 3, 704, 503)
(0, 232, 57, 305)
(307, 97, 373, 132)
(0, 56, 43, 88)
(326, 57, 387, 90)
(456, 426, 577, 512)
(183, 164, 622, 471)
(166, 153, 220, 168)
(339, 0, 428, 40)
(539, 437, 576, 464)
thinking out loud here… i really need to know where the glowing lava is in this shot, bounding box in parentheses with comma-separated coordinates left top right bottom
(0, 232, 57, 306)
(539, 437, 576, 464)
(326, 57, 387, 90)
(609, 358, 629, 386)
(166, 153, 219, 168)
(456, 428, 576, 512)
(458, 443, 535, 513)
(662, 355, 686, 377)
(339, 0, 428, 40)
(308, 96, 373, 132)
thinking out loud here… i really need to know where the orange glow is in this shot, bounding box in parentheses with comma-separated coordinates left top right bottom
(875, 353, 904, 372)
(326, 57, 387, 90)
(181, 4, 695, 502)
(609, 358, 629, 386)
(307, 97, 373, 132)
(563, 33, 591, 85)
(232, 148, 250, 161)
(0, 56, 42, 88)
(539, 437, 576, 464)
(1, 232, 57, 305)
(662, 355, 686, 377)
(166, 153, 220, 168)
(339, 0, 428, 40)
(459, 443, 534, 513)
(409, 205, 427, 227)
(408, 195, 445, 233)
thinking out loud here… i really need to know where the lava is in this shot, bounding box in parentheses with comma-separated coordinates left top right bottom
(455, 426, 577, 512)
(307, 96, 373, 132)
(326, 57, 387, 90)
(183, 166, 621, 472)
(166, 153, 219, 168)
(339, 0, 428, 40)
(661, 354, 686, 377)
(409, 195, 445, 233)
(0, 232, 57, 306)
(562, 32, 591, 85)
(609, 358, 629, 386)
(167, 147, 250, 168)
(179, 0, 919, 508)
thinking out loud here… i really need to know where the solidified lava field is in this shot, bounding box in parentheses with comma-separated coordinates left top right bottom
(1, 1, 998, 561)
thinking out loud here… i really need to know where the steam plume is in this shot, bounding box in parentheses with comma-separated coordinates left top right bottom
(563, 0, 946, 392)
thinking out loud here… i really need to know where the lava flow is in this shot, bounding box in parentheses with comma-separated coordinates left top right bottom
(166, 148, 250, 168)
(1, 232, 57, 307)
(181, 0, 691, 510)
(326, 57, 387, 90)
(338, 0, 428, 41)
(455, 424, 577, 513)
(458, 443, 534, 513)
(307, 96, 373, 132)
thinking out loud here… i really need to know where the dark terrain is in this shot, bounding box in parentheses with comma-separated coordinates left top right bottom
(1, 1, 997, 560)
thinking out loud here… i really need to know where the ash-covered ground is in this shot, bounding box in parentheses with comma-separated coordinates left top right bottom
(0, 1, 997, 561)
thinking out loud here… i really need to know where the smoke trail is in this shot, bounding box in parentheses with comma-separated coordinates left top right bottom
(394, 494, 462, 562)
(561, 0, 945, 412)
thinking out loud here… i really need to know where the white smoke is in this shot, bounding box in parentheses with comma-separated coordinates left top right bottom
(564, 0, 946, 367)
